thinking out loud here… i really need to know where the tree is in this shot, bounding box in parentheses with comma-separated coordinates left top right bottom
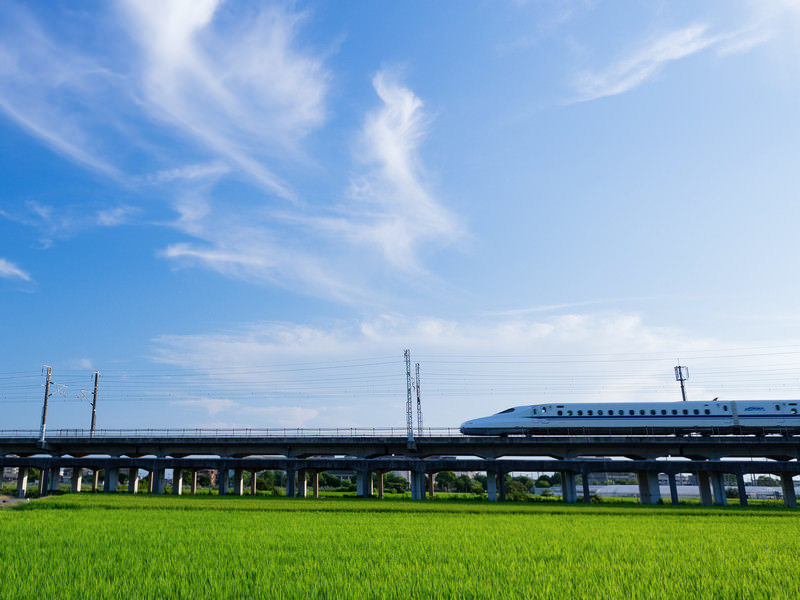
(435, 471, 457, 492)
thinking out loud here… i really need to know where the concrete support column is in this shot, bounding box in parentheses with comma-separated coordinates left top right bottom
(233, 469, 244, 496)
(129, 468, 140, 494)
(498, 473, 506, 502)
(736, 473, 748, 506)
(428, 473, 434, 499)
(710, 472, 727, 506)
(697, 472, 713, 506)
(105, 468, 118, 493)
(191, 470, 198, 495)
(71, 468, 83, 493)
(48, 467, 61, 492)
(582, 473, 592, 503)
(411, 470, 426, 500)
(173, 469, 184, 496)
(218, 469, 230, 496)
(152, 469, 165, 495)
(16, 467, 28, 499)
(312, 472, 320, 499)
(561, 471, 577, 504)
(250, 471, 258, 496)
(486, 471, 498, 502)
(668, 473, 679, 505)
(38, 468, 48, 496)
(356, 470, 368, 498)
(297, 469, 308, 498)
(92, 470, 100, 492)
(377, 472, 384, 500)
(780, 474, 797, 508)
(637, 471, 662, 505)
(285, 468, 296, 498)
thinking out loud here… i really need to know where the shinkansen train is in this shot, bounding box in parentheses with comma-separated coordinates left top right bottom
(459, 399, 800, 435)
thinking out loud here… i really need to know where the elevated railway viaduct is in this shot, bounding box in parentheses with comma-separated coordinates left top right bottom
(2, 430, 799, 506)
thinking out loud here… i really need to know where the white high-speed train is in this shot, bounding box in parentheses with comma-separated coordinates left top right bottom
(460, 399, 800, 435)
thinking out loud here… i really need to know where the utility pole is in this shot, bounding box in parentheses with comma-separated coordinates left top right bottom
(404, 350, 414, 445)
(90, 371, 100, 438)
(415, 362, 423, 436)
(674, 365, 689, 402)
(39, 365, 52, 442)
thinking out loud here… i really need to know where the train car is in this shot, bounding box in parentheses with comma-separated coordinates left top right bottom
(459, 399, 800, 435)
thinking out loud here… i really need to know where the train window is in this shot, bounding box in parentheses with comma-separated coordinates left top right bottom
(682, 409, 688, 415)
(792, 409, 797, 414)
(693, 409, 699, 415)
(557, 410, 563, 416)
(567, 410, 573, 416)
(651, 410, 656, 415)
(577, 410, 583, 416)
(704, 409, 710, 415)
(775, 405, 781, 411)
(532, 409, 537, 415)
(661, 410, 667, 415)
(588, 410, 593, 416)
(598, 410, 604, 416)
(671, 410, 677, 415)
(542, 407, 547, 414)
(640, 410, 645, 415)
(723, 405, 728, 411)
(498, 408, 515, 414)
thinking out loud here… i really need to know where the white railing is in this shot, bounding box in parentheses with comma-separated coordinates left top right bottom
(0, 427, 465, 439)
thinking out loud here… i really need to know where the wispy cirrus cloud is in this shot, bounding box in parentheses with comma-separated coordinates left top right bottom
(573, 23, 769, 102)
(0, 258, 31, 282)
(121, 0, 328, 199)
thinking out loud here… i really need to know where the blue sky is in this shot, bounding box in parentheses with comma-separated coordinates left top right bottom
(2, 0, 800, 432)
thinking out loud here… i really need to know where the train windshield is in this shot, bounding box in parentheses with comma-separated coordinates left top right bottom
(496, 408, 515, 414)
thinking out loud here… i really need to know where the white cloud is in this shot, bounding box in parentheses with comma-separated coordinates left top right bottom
(574, 24, 763, 102)
(0, 258, 31, 281)
(147, 162, 230, 184)
(121, 0, 328, 199)
(309, 71, 462, 271)
(97, 205, 138, 227)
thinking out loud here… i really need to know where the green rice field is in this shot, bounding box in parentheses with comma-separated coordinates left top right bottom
(1, 495, 798, 599)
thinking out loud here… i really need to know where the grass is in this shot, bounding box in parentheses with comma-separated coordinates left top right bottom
(1, 495, 799, 599)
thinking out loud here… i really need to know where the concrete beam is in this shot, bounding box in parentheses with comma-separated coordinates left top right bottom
(780, 474, 797, 508)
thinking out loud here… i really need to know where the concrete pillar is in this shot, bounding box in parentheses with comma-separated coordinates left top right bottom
(486, 471, 498, 502)
(105, 468, 118, 493)
(356, 470, 368, 498)
(151, 469, 165, 494)
(668, 473, 679, 505)
(71, 468, 83, 493)
(561, 471, 577, 504)
(297, 469, 308, 498)
(38, 468, 48, 496)
(411, 470, 426, 500)
(312, 472, 320, 499)
(129, 468, 140, 494)
(191, 470, 198, 495)
(173, 469, 184, 496)
(697, 472, 713, 506)
(637, 471, 661, 505)
(780, 474, 797, 508)
(710, 472, 727, 506)
(48, 467, 61, 492)
(92, 470, 100, 492)
(218, 469, 230, 496)
(250, 471, 258, 496)
(16, 467, 28, 499)
(498, 473, 506, 502)
(377, 472, 384, 499)
(233, 469, 244, 496)
(285, 468, 295, 498)
(735, 473, 748, 506)
(147, 472, 154, 493)
(427, 473, 434, 499)
(582, 473, 592, 503)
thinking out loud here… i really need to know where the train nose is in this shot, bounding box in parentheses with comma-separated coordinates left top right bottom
(460, 419, 477, 434)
